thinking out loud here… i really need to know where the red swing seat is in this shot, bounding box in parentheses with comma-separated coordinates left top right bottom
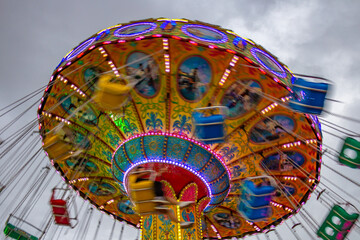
(50, 189, 76, 227)
(50, 198, 71, 226)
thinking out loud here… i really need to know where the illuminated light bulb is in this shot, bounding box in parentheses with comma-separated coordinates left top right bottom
(226, 49, 236, 54)
(259, 68, 266, 74)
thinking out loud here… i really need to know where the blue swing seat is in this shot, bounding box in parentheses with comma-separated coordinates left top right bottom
(238, 201, 272, 222)
(289, 77, 329, 115)
(192, 106, 228, 145)
(238, 180, 275, 221)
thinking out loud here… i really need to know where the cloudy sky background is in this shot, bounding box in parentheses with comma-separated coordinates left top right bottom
(0, 0, 360, 239)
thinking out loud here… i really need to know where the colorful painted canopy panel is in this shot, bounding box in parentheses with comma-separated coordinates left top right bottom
(38, 18, 322, 239)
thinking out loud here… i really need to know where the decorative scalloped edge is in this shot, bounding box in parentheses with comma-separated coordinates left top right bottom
(179, 183, 198, 201)
(160, 180, 177, 199)
(197, 196, 211, 213)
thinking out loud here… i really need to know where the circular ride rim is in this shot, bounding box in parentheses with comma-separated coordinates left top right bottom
(38, 18, 322, 239)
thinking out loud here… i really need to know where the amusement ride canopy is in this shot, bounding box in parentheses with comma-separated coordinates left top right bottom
(1, 17, 359, 240)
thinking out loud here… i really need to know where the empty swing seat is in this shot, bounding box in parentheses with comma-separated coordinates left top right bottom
(238, 180, 275, 221)
(4, 223, 39, 240)
(93, 74, 132, 114)
(4, 215, 42, 240)
(289, 77, 329, 115)
(128, 175, 157, 215)
(339, 137, 360, 168)
(317, 205, 359, 240)
(49, 188, 77, 228)
(192, 106, 227, 144)
(50, 198, 71, 226)
(42, 134, 73, 162)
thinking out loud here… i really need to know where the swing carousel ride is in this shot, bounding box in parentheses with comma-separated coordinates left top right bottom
(1, 18, 360, 240)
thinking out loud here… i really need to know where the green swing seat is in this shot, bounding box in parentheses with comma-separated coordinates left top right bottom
(317, 205, 359, 240)
(3, 223, 38, 240)
(339, 137, 360, 168)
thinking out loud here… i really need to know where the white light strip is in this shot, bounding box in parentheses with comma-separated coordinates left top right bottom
(41, 111, 71, 125)
(261, 102, 278, 114)
(57, 75, 86, 97)
(219, 55, 239, 86)
(98, 47, 120, 77)
(271, 201, 293, 212)
(283, 176, 298, 181)
(163, 38, 170, 73)
(282, 141, 301, 148)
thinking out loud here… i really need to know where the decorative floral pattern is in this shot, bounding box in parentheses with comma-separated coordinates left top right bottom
(146, 112, 163, 131)
(158, 214, 176, 240)
(219, 145, 239, 163)
(173, 114, 192, 135)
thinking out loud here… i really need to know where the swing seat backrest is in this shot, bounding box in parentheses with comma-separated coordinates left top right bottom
(339, 137, 360, 168)
(237, 180, 275, 222)
(43, 135, 73, 161)
(238, 201, 272, 222)
(50, 198, 71, 226)
(93, 74, 132, 113)
(192, 111, 226, 144)
(289, 77, 329, 115)
(128, 175, 157, 215)
(241, 180, 275, 207)
(317, 205, 359, 240)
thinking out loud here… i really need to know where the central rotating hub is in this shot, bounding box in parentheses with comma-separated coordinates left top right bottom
(112, 132, 230, 210)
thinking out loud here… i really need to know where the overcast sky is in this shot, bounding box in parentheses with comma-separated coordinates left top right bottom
(1, 0, 360, 239)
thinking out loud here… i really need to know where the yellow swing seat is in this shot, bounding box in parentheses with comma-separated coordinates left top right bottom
(93, 74, 133, 113)
(128, 174, 158, 215)
(43, 134, 74, 162)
